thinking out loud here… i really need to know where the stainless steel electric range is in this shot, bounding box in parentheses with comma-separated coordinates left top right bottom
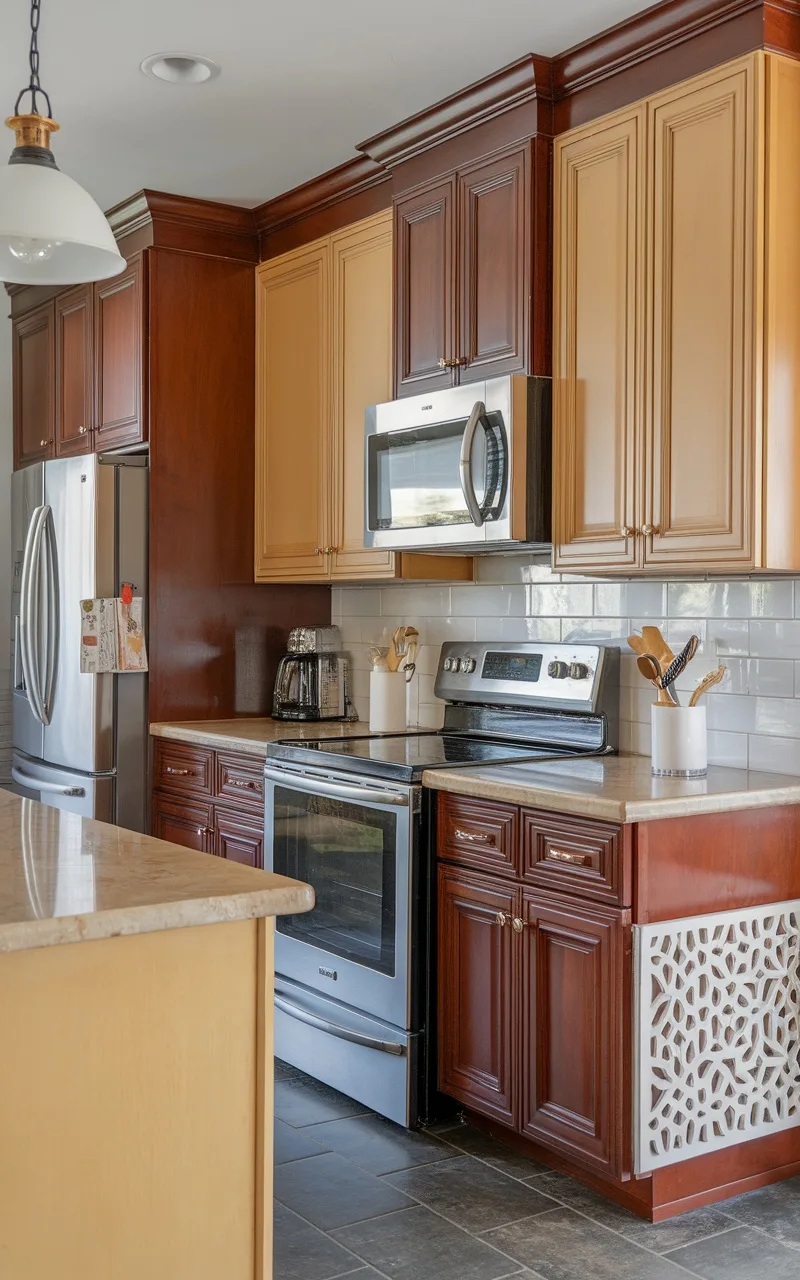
(263, 641, 619, 1127)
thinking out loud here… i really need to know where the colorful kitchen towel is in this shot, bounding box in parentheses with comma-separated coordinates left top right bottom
(80, 598, 148, 674)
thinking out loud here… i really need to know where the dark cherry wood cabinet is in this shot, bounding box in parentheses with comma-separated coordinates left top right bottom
(438, 864, 518, 1128)
(13, 300, 55, 468)
(521, 890, 628, 1176)
(151, 738, 265, 868)
(394, 144, 535, 397)
(94, 252, 146, 450)
(437, 793, 631, 1178)
(394, 177, 455, 396)
(55, 285, 93, 457)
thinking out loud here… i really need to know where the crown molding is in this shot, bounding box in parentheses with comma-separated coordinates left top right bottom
(254, 155, 390, 237)
(106, 189, 259, 261)
(357, 54, 554, 169)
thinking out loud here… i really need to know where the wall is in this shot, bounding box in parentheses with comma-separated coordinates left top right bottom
(332, 557, 800, 775)
(0, 315, 11, 784)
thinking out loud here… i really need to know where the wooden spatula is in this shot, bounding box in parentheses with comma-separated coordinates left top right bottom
(641, 627, 675, 673)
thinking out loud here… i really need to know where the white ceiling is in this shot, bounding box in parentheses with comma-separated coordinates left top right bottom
(0, 0, 658, 211)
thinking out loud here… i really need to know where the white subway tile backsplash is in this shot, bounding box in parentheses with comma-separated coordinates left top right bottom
(332, 570, 800, 773)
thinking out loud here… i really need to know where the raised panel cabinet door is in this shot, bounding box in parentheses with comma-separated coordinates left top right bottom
(255, 241, 331, 581)
(55, 285, 93, 457)
(553, 108, 645, 572)
(394, 176, 456, 397)
(213, 808, 264, 868)
(151, 794, 213, 853)
(13, 301, 55, 468)
(329, 210, 396, 580)
(646, 57, 758, 569)
(438, 865, 518, 1129)
(521, 890, 630, 1177)
(458, 146, 529, 382)
(94, 253, 146, 450)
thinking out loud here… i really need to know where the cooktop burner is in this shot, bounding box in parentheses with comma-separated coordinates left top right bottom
(267, 733, 596, 783)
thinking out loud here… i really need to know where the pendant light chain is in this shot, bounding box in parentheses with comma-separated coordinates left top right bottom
(14, 0, 52, 119)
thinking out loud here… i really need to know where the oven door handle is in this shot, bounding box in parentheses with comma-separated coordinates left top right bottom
(274, 994, 406, 1056)
(264, 766, 410, 807)
(460, 399, 487, 528)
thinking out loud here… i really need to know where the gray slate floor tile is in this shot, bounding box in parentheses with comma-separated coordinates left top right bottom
(724, 1177, 800, 1246)
(534, 1170, 736, 1253)
(332, 1205, 529, 1280)
(275, 1151, 414, 1231)
(485, 1206, 693, 1279)
(384, 1154, 556, 1232)
(438, 1122, 551, 1180)
(273, 1202, 365, 1280)
(275, 1117, 330, 1165)
(306, 1112, 459, 1176)
(275, 1057, 304, 1082)
(274, 1075, 374, 1127)
(667, 1224, 800, 1279)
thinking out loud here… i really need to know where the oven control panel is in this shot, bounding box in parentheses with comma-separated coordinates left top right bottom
(435, 641, 615, 712)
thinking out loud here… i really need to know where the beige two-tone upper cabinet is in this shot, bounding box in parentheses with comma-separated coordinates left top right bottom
(254, 210, 471, 584)
(554, 52, 800, 575)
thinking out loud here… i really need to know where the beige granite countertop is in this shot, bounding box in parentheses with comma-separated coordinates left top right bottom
(422, 754, 800, 823)
(150, 717, 370, 758)
(0, 790, 313, 954)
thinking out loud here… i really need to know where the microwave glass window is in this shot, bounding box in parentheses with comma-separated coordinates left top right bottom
(273, 785, 398, 976)
(369, 413, 506, 530)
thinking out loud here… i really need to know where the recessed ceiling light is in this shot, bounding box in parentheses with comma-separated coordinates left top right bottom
(140, 53, 221, 85)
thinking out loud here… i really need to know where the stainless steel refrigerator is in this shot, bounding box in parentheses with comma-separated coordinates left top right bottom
(11, 454, 148, 831)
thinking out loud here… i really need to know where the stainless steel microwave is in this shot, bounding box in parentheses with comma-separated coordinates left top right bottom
(364, 375, 551, 552)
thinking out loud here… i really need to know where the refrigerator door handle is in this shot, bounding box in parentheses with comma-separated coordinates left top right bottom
(19, 505, 48, 725)
(11, 766, 86, 797)
(40, 506, 59, 722)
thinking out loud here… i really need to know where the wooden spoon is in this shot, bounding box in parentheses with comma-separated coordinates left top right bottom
(637, 654, 678, 706)
(641, 626, 676, 674)
(689, 665, 727, 707)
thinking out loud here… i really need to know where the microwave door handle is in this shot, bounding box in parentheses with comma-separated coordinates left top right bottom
(459, 400, 486, 527)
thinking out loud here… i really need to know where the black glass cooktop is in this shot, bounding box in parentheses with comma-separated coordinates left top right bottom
(267, 733, 588, 783)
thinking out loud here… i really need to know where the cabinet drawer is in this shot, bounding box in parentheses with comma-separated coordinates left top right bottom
(215, 753, 264, 810)
(521, 809, 630, 906)
(152, 740, 214, 797)
(438, 793, 519, 876)
(151, 794, 213, 853)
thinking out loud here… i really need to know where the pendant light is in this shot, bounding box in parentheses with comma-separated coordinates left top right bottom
(0, 0, 125, 285)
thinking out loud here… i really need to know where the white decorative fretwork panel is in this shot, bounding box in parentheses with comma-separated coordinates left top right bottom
(634, 900, 800, 1174)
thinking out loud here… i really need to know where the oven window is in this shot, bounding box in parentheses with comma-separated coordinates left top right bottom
(273, 786, 397, 976)
(367, 413, 505, 531)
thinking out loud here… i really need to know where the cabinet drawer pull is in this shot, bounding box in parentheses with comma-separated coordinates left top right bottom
(165, 766, 193, 777)
(547, 848, 590, 866)
(496, 911, 508, 927)
(512, 917, 525, 932)
(454, 828, 495, 846)
(227, 777, 262, 792)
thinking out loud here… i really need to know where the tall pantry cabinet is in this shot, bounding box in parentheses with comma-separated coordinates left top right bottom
(553, 52, 800, 575)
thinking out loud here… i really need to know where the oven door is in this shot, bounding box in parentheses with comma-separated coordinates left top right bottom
(264, 764, 415, 1030)
(365, 382, 510, 550)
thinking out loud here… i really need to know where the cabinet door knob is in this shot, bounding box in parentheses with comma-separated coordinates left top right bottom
(496, 911, 508, 927)
(322, 546, 338, 555)
(78, 425, 87, 435)
(621, 526, 635, 538)
(39, 438, 53, 449)
(640, 524, 660, 536)
(512, 917, 525, 933)
(437, 357, 467, 369)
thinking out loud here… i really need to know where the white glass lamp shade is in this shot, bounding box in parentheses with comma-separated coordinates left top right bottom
(0, 160, 125, 285)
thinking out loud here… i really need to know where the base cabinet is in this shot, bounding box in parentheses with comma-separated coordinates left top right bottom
(151, 740, 264, 867)
(437, 797, 630, 1178)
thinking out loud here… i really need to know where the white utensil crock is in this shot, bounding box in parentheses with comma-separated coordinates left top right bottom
(651, 704, 707, 778)
(370, 670, 407, 733)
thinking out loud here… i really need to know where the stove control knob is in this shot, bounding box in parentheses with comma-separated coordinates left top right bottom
(548, 661, 570, 680)
(443, 657, 454, 672)
(569, 662, 591, 680)
(459, 657, 476, 674)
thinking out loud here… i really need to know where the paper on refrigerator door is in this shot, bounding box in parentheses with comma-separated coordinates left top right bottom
(80, 598, 148, 674)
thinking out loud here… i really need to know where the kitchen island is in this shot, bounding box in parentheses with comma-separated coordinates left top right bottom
(0, 789, 312, 1280)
